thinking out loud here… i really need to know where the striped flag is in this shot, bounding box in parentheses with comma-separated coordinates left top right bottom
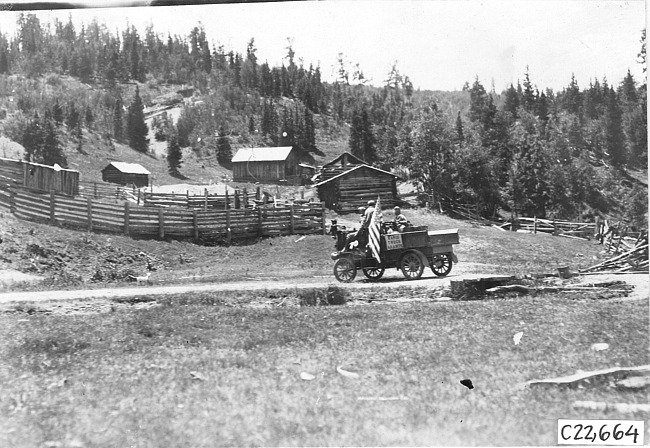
(368, 196, 382, 263)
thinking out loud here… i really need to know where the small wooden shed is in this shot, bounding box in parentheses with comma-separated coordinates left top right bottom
(315, 164, 400, 213)
(0, 157, 80, 196)
(101, 162, 150, 187)
(232, 146, 298, 183)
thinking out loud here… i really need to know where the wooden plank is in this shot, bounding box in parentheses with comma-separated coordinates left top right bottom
(124, 201, 130, 236)
(158, 208, 164, 239)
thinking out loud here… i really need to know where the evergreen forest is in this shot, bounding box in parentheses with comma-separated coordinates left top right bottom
(0, 14, 646, 227)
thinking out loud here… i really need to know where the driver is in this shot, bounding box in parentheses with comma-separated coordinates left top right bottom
(343, 206, 368, 251)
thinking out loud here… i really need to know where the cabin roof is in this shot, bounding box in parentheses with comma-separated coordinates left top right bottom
(103, 162, 151, 175)
(232, 146, 293, 163)
(322, 151, 367, 167)
(314, 164, 399, 187)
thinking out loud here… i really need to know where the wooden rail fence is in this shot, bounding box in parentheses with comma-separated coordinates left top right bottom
(77, 181, 269, 210)
(0, 185, 326, 242)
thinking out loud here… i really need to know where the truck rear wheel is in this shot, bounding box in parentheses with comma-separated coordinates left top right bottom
(431, 254, 453, 277)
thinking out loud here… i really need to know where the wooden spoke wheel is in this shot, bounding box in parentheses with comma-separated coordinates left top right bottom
(399, 251, 425, 280)
(362, 267, 385, 281)
(431, 254, 453, 277)
(333, 257, 357, 283)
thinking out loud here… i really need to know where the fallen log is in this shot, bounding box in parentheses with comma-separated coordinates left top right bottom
(486, 285, 630, 294)
(525, 365, 650, 388)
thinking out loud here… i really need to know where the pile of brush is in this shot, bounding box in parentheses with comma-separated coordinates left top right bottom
(580, 234, 648, 274)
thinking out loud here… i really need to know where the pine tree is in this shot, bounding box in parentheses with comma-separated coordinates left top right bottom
(564, 74, 581, 115)
(216, 126, 233, 168)
(52, 100, 64, 125)
(619, 69, 637, 104)
(166, 131, 182, 175)
(455, 112, 464, 142)
(604, 87, 625, 167)
(468, 78, 488, 123)
(508, 111, 549, 217)
(304, 107, 316, 152)
(42, 118, 67, 167)
(522, 68, 536, 112)
(113, 95, 124, 141)
(65, 102, 80, 130)
(503, 83, 519, 119)
(348, 110, 363, 160)
(23, 112, 44, 163)
(84, 105, 94, 130)
(127, 86, 149, 153)
(0, 50, 8, 74)
(536, 91, 549, 123)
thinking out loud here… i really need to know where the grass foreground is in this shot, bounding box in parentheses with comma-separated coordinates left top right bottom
(0, 291, 647, 447)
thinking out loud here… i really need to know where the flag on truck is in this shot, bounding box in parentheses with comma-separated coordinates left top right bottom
(368, 196, 382, 263)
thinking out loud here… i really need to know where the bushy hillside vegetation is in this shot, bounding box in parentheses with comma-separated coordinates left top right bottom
(0, 14, 646, 226)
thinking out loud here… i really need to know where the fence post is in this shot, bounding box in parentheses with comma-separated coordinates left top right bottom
(9, 187, 15, 214)
(321, 201, 327, 235)
(234, 188, 240, 209)
(226, 208, 232, 243)
(94, 182, 98, 198)
(124, 201, 130, 236)
(225, 188, 229, 210)
(533, 216, 537, 234)
(137, 189, 141, 206)
(193, 209, 199, 241)
(289, 203, 295, 235)
(158, 208, 165, 239)
(257, 207, 263, 236)
(256, 186, 261, 201)
(49, 190, 56, 225)
(87, 197, 93, 231)
(243, 188, 248, 209)
(204, 188, 208, 211)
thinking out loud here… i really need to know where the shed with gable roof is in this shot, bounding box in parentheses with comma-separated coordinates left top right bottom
(101, 162, 151, 187)
(231, 146, 298, 183)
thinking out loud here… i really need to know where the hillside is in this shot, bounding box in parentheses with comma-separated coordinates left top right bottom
(0, 13, 645, 226)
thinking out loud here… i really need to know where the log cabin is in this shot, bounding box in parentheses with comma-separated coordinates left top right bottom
(315, 164, 400, 213)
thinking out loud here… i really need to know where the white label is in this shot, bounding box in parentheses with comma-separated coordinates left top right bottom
(384, 233, 403, 250)
(558, 420, 644, 445)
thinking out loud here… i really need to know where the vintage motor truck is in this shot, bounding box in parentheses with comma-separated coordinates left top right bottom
(331, 224, 459, 282)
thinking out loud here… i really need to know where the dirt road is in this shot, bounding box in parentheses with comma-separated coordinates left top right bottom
(0, 269, 646, 305)
(0, 272, 457, 304)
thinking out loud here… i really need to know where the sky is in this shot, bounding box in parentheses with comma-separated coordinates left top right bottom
(0, 0, 645, 92)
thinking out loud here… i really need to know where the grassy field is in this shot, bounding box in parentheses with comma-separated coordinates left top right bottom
(0, 291, 647, 447)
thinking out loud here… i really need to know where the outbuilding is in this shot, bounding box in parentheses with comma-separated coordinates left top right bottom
(232, 146, 298, 184)
(101, 162, 150, 187)
(315, 164, 400, 213)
